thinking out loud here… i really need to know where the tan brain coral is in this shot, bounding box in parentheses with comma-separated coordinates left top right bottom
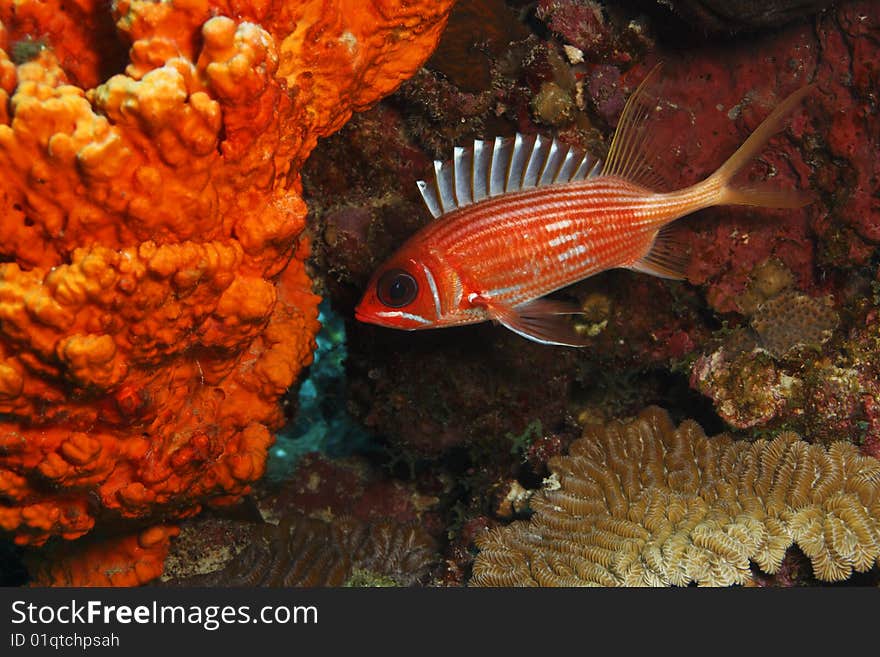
(160, 514, 439, 587)
(471, 407, 880, 586)
(0, 0, 454, 575)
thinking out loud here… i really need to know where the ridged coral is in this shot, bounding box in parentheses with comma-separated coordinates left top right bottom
(0, 0, 454, 554)
(471, 407, 880, 586)
(162, 514, 438, 587)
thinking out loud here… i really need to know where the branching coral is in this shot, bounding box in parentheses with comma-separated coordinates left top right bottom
(0, 0, 454, 561)
(471, 407, 880, 586)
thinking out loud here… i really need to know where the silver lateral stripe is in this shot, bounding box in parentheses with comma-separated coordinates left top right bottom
(548, 232, 578, 247)
(375, 310, 432, 325)
(544, 218, 573, 232)
(420, 263, 442, 318)
(558, 244, 589, 262)
(483, 283, 524, 297)
(417, 132, 601, 218)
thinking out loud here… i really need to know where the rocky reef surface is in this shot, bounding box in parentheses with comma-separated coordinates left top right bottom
(298, 0, 880, 586)
(3, 0, 880, 587)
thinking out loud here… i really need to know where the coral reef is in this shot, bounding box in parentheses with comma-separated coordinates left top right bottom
(255, 453, 447, 536)
(470, 408, 880, 586)
(427, 0, 530, 94)
(161, 514, 438, 587)
(749, 546, 815, 586)
(690, 254, 875, 443)
(750, 291, 838, 357)
(297, 3, 880, 585)
(690, 347, 797, 429)
(301, 0, 880, 477)
(267, 301, 373, 482)
(159, 447, 450, 586)
(25, 526, 179, 587)
(160, 517, 256, 582)
(4, 0, 873, 590)
(346, 327, 583, 457)
(653, 0, 836, 33)
(0, 0, 454, 581)
(536, 0, 653, 64)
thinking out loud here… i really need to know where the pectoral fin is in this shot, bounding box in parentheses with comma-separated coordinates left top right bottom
(474, 296, 589, 347)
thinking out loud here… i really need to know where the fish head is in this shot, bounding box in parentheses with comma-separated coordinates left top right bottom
(355, 254, 445, 329)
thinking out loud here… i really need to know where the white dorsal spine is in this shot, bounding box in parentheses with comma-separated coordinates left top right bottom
(453, 146, 472, 206)
(522, 135, 549, 190)
(417, 133, 601, 219)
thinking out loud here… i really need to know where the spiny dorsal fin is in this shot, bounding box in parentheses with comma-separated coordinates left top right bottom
(417, 133, 602, 219)
(600, 63, 672, 191)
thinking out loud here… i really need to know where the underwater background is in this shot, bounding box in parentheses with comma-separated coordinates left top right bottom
(1, 0, 879, 587)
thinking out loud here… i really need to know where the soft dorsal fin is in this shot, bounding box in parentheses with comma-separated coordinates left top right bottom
(600, 63, 671, 191)
(417, 133, 602, 219)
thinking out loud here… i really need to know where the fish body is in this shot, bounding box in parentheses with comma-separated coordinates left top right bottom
(355, 70, 813, 346)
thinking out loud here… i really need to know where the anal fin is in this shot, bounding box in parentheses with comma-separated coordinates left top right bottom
(475, 296, 589, 347)
(629, 224, 690, 280)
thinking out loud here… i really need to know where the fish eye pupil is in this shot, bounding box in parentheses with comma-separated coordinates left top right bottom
(389, 278, 407, 299)
(377, 269, 418, 308)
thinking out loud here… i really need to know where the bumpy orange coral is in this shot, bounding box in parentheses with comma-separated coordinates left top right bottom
(0, 0, 454, 555)
(25, 526, 180, 587)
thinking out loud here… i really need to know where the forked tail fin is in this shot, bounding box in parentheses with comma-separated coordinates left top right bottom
(630, 82, 814, 282)
(705, 84, 815, 209)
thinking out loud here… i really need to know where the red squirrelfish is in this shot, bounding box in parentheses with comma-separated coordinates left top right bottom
(355, 68, 813, 346)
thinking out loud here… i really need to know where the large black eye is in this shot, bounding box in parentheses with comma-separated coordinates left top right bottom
(377, 269, 418, 308)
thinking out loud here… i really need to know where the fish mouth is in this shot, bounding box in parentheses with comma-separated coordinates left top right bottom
(353, 306, 370, 323)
